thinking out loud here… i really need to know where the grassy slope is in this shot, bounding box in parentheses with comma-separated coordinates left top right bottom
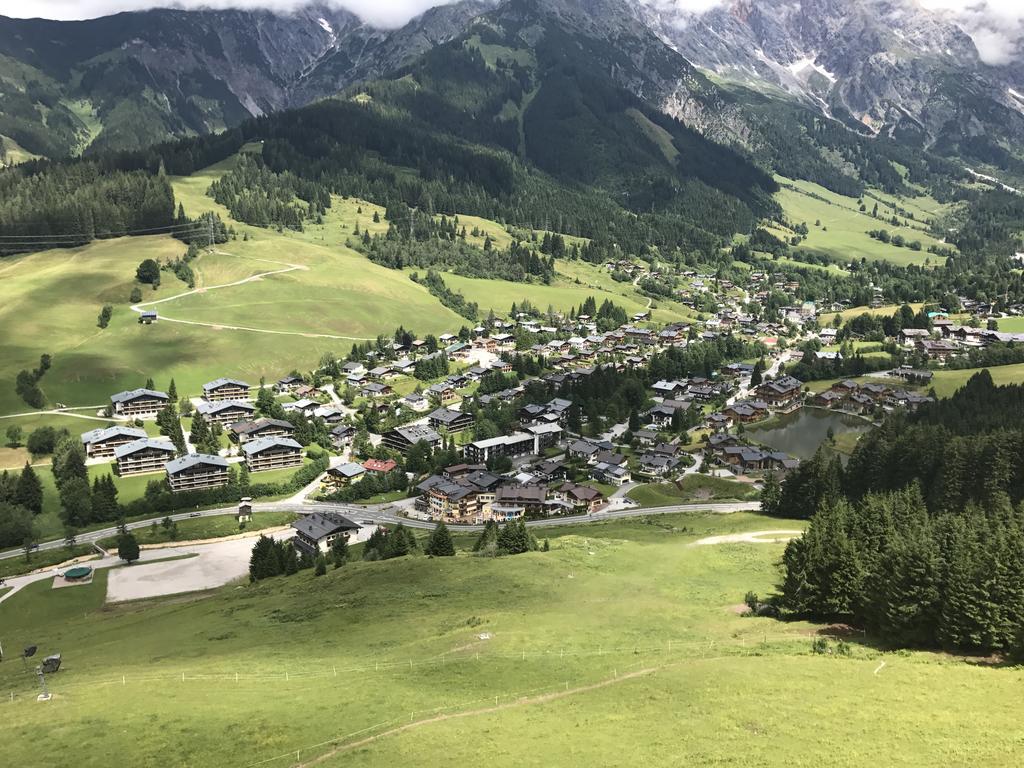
(0, 146, 686, 417)
(818, 303, 925, 326)
(627, 475, 761, 507)
(97, 510, 295, 547)
(1, 511, 1020, 767)
(774, 176, 953, 267)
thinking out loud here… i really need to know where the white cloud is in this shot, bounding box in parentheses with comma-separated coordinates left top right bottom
(0, 0, 456, 29)
(918, 1, 1024, 65)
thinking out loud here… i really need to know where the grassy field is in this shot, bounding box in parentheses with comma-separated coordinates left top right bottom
(439, 271, 693, 326)
(818, 303, 925, 326)
(628, 475, 761, 507)
(804, 364, 1024, 400)
(0, 545, 98, 579)
(1, 509, 1020, 767)
(2, 146, 642, 417)
(0, 134, 42, 165)
(773, 176, 953, 267)
(930, 364, 1024, 398)
(96, 510, 295, 548)
(994, 316, 1024, 333)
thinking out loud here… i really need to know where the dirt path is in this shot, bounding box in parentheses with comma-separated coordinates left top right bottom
(690, 530, 802, 547)
(295, 667, 658, 767)
(129, 250, 377, 342)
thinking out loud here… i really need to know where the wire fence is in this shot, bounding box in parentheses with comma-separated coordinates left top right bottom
(1, 630, 869, 705)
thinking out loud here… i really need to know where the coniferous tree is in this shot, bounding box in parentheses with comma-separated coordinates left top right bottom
(14, 463, 43, 514)
(425, 522, 455, 557)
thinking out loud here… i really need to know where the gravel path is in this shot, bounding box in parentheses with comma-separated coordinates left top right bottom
(690, 530, 802, 547)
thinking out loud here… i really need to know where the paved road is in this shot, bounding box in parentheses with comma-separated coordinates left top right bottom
(0, 498, 762, 562)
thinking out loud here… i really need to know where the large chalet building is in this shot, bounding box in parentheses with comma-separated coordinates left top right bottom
(114, 438, 177, 476)
(241, 436, 303, 473)
(229, 417, 295, 445)
(165, 454, 230, 492)
(195, 399, 256, 426)
(81, 426, 147, 459)
(463, 424, 562, 464)
(755, 376, 804, 411)
(110, 388, 169, 418)
(382, 424, 443, 454)
(202, 378, 252, 401)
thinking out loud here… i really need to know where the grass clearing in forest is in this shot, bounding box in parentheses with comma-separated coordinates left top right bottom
(773, 176, 952, 267)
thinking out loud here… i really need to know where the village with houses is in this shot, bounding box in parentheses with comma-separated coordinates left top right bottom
(66, 258, 1024, 548)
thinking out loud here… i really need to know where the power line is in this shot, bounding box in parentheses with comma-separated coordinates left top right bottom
(0, 221, 211, 240)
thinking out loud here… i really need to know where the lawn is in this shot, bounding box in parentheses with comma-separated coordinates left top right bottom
(0, 188, 460, 417)
(0, 545, 98, 579)
(628, 475, 761, 507)
(1, 509, 1020, 767)
(994, 316, 1024, 333)
(439, 270, 692, 326)
(818, 302, 925, 326)
(774, 176, 952, 267)
(96, 510, 296, 548)
(929, 364, 1024, 398)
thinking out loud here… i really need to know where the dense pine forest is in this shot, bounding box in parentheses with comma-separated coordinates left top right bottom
(769, 372, 1024, 656)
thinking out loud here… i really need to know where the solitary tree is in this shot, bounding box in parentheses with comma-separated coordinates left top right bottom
(117, 532, 141, 564)
(314, 553, 327, 576)
(5, 425, 23, 447)
(425, 522, 455, 557)
(331, 534, 349, 568)
(135, 259, 161, 286)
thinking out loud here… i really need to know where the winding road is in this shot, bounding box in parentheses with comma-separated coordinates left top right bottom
(0, 499, 762, 563)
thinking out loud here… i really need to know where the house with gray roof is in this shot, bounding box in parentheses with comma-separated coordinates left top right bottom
(195, 399, 256, 425)
(202, 378, 251, 401)
(241, 436, 303, 473)
(292, 512, 360, 555)
(114, 438, 177, 476)
(81, 426, 147, 459)
(110, 388, 168, 418)
(165, 453, 230, 492)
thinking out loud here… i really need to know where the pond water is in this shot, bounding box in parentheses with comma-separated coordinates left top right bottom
(746, 407, 872, 460)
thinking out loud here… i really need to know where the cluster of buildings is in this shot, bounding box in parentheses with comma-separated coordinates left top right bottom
(414, 462, 606, 524)
(96, 377, 305, 493)
(705, 434, 799, 476)
(812, 377, 934, 412)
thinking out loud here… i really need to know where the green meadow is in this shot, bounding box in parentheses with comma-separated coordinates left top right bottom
(0, 147, 668, 417)
(773, 176, 954, 267)
(627, 475, 761, 506)
(1, 510, 1020, 768)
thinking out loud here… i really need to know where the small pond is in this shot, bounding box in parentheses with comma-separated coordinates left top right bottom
(746, 407, 873, 460)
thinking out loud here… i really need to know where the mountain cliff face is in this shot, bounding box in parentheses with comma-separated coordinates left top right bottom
(2, 0, 1023, 177)
(638, 0, 1024, 164)
(0, 2, 492, 157)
